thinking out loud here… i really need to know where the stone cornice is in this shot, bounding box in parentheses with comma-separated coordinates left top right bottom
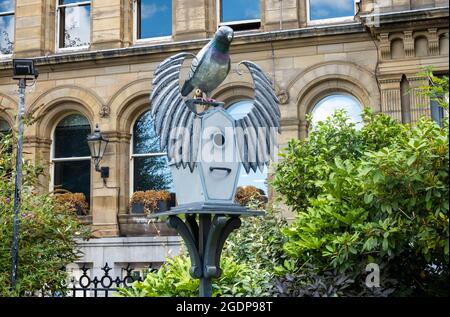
(0, 23, 366, 73)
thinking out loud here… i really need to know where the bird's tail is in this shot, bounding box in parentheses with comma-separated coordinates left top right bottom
(181, 80, 194, 97)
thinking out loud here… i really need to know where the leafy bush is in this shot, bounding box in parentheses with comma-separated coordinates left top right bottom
(272, 108, 449, 296)
(0, 133, 89, 296)
(115, 253, 272, 297)
(223, 209, 287, 272)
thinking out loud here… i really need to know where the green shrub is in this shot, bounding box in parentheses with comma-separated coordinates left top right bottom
(272, 109, 449, 296)
(0, 133, 89, 296)
(114, 253, 272, 297)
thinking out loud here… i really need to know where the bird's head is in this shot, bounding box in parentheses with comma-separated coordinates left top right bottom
(214, 26, 234, 47)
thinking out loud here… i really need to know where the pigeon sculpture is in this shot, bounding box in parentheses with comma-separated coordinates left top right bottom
(181, 26, 234, 98)
(150, 31, 280, 174)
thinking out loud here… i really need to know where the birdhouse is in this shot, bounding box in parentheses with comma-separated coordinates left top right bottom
(170, 108, 241, 206)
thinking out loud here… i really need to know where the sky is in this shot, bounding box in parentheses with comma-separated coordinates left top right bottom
(310, 0, 355, 20)
(310, 94, 363, 129)
(221, 0, 260, 23)
(63, 5, 91, 48)
(140, 0, 172, 39)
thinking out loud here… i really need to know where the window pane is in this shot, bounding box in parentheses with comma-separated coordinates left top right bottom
(227, 100, 254, 120)
(60, 0, 88, 4)
(133, 111, 162, 155)
(309, 0, 355, 20)
(221, 0, 260, 22)
(138, 0, 172, 39)
(311, 94, 362, 128)
(54, 160, 91, 205)
(133, 156, 173, 192)
(0, 14, 14, 55)
(54, 114, 91, 158)
(0, 118, 10, 133)
(0, 0, 14, 12)
(61, 5, 91, 48)
(431, 100, 445, 127)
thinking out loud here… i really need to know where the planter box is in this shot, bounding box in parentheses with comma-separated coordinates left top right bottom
(131, 202, 145, 214)
(118, 215, 177, 237)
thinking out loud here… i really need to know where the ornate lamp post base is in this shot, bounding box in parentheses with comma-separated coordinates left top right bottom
(151, 204, 263, 297)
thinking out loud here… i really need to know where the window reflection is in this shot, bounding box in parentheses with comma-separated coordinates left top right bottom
(309, 0, 355, 21)
(53, 114, 91, 206)
(132, 111, 173, 192)
(310, 93, 363, 129)
(219, 0, 261, 31)
(58, 1, 91, 49)
(227, 100, 268, 194)
(137, 0, 172, 40)
(0, 0, 15, 55)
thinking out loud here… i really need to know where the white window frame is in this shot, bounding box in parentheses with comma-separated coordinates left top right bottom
(307, 0, 358, 26)
(129, 109, 168, 197)
(49, 113, 92, 206)
(133, 0, 173, 44)
(0, 2, 15, 58)
(55, 0, 91, 52)
(217, 0, 261, 30)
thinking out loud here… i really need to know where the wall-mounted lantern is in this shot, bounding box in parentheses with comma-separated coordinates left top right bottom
(87, 124, 109, 181)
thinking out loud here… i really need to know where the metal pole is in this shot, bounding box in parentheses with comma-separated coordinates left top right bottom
(199, 214, 212, 297)
(10, 78, 26, 291)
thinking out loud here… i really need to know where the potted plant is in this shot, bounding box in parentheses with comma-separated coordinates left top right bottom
(130, 190, 172, 214)
(144, 190, 171, 214)
(54, 192, 89, 216)
(130, 191, 146, 214)
(234, 186, 267, 209)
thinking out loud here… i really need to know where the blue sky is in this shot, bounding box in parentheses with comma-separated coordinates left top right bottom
(310, 94, 363, 129)
(221, 0, 260, 22)
(310, 0, 355, 20)
(140, 0, 172, 39)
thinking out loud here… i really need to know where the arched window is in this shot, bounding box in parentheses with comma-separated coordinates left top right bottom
(0, 117, 10, 135)
(52, 114, 91, 205)
(310, 93, 363, 129)
(391, 39, 405, 59)
(415, 36, 429, 57)
(131, 110, 172, 193)
(227, 100, 268, 195)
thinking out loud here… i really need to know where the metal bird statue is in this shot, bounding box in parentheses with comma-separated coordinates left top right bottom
(150, 32, 280, 174)
(181, 26, 234, 98)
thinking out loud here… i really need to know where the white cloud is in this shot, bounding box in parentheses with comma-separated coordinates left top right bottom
(141, 3, 169, 19)
(64, 6, 91, 47)
(0, 0, 15, 13)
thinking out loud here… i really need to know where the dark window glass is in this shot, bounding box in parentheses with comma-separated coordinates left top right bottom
(0, 118, 10, 134)
(0, 0, 15, 55)
(221, 0, 260, 23)
(431, 100, 445, 127)
(54, 160, 91, 205)
(133, 111, 162, 155)
(58, 1, 91, 48)
(133, 156, 172, 192)
(137, 0, 172, 39)
(54, 114, 91, 158)
(309, 0, 355, 21)
(132, 111, 173, 192)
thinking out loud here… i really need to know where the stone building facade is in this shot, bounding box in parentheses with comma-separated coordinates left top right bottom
(0, 0, 448, 279)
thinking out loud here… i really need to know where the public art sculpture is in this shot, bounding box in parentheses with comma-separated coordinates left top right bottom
(149, 26, 280, 297)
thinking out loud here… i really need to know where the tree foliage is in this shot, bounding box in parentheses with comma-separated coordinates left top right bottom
(272, 105, 449, 296)
(0, 133, 89, 296)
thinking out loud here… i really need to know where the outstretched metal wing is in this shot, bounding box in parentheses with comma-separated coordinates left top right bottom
(150, 52, 198, 171)
(235, 61, 281, 174)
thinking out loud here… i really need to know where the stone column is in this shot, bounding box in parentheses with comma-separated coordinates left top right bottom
(173, 0, 212, 41)
(263, 0, 300, 31)
(91, 0, 131, 50)
(14, 0, 53, 57)
(90, 130, 121, 238)
(408, 76, 431, 124)
(379, 77, 403, 122)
